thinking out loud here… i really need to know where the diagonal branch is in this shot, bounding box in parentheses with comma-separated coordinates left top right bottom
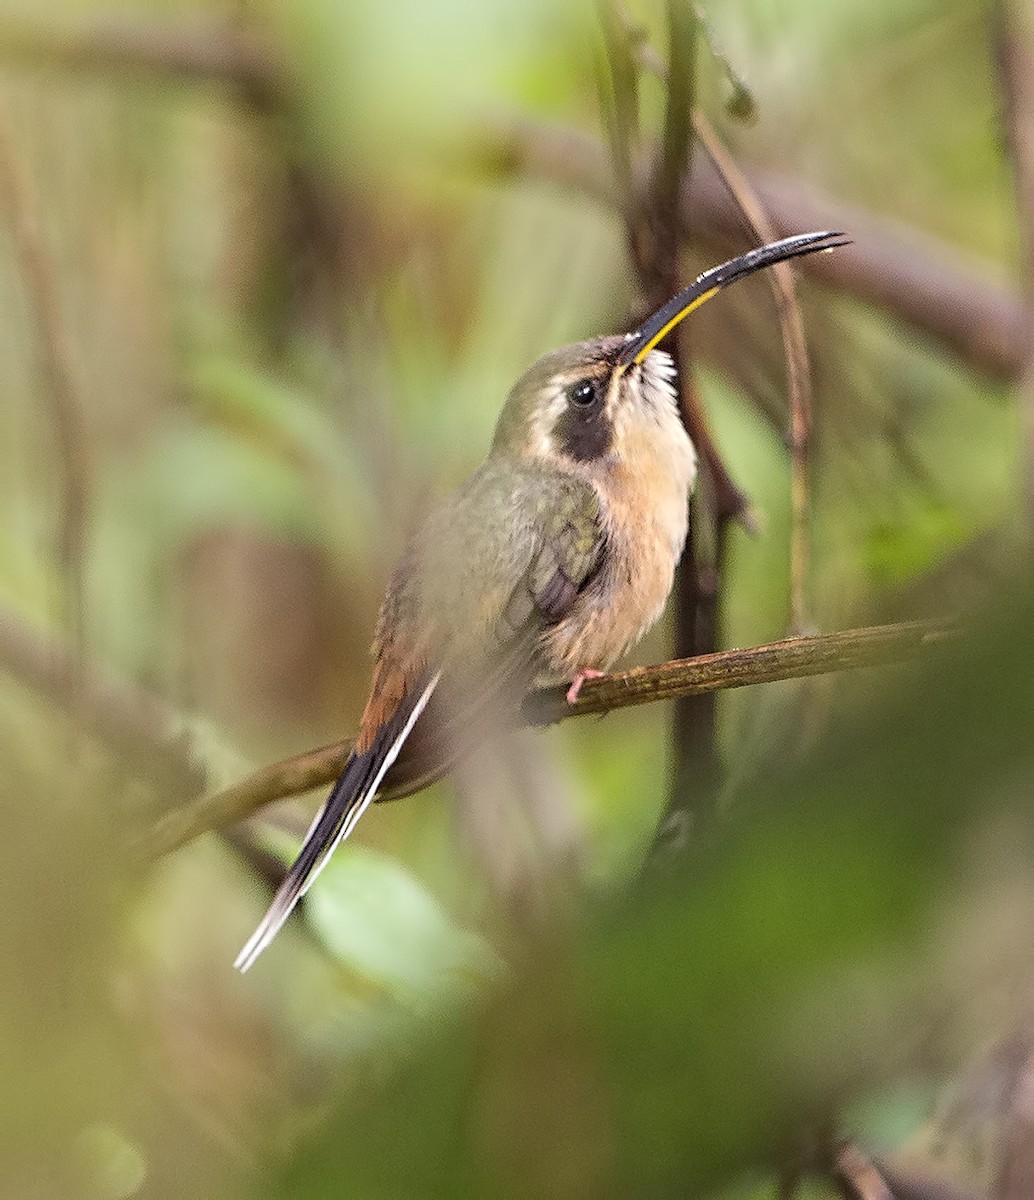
(629, 27, 818, 631)
(0, 15, 1022, 381)
(0, 601, 204, 794)
(479, 119, 1025, 382)
(144, 620, 953, 859)
(834, 1143, 894, 1200)
(690, 110, 816, 633)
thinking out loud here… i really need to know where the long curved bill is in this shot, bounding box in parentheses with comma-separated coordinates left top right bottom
(614, 230, 850, 370)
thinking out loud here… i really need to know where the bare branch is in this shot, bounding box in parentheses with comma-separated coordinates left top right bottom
(629, 22, 818, 630)
(145, 620, 952, 858)
(0, 601, 203, 794)
(478, 120, 1025, 382)
(602, 7, 742, 847)
(596, 0, 640, 217)
(0, 13, 278, 104)
(144, 737, 350, 862)
(0, 16, 1020, 382)
(835, 1143, 894, 1200)
(691, 110, 816, 632)
(651, 0, 696, 224)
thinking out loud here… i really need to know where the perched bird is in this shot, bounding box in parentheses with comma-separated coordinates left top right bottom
(235, 230, 848, 971)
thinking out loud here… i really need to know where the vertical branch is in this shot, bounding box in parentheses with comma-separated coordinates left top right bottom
(602, 2, 750, 852)
(651, 0, 695, 219)
(648, 3, 737, 850)
(630, 38, 815, 631)
(596, 0, 640, 219)
(614, 2, 751, 524)
(0, 102, 89, 660)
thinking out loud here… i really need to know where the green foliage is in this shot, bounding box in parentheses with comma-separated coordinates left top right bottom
(0, 0, 1024, 1195)
(272, 592, 1034, 1196)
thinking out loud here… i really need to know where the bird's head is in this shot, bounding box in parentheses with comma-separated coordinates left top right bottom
(490, 230, 848, 472)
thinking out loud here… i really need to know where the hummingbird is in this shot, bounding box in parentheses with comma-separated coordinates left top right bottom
(235, 230, 848, 971)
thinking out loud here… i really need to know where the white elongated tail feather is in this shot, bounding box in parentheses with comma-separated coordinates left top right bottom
(234, 671, 441, 972)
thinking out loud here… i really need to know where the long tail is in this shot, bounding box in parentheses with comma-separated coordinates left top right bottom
(234, 670, 441, 972)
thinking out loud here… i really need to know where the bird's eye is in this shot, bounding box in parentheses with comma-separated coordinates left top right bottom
(568, 379, 597, 408)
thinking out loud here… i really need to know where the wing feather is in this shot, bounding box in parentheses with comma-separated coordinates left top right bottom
(234, 467, 605, 970)
(233, 670, 440, 972)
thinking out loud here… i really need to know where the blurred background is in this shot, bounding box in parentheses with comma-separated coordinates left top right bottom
(0, 0, 1032, 1196)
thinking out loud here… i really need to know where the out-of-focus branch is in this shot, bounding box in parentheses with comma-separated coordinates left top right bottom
(615, 4, 751, 529)
(0, 15, 1022, 382)
(145, 620, 953, 858)
(478, 120, 1026, 382)
(875, 1159, 979, 1200)
(643, 38, 819, 621)
(652, 0, 695, 226)
(602, 4, 739, 848)
(630, 31, 815, 628)
(835, 1143, 893, 1200)
(997, 2, 1034, 536)
(596, 1, 639, 217)
(692, 110, 816, 632)
(145, 737, 349, 862)
(0, 601, 204, 795)
(0, 14, 278, 105)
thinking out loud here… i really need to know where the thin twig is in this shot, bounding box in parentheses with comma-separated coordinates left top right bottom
(144, 620, 953, 859)
(0, 104, 89, 666)
(478, 119, 1026, 382)
(0, 15, 1021, 381)
(596, 0, 639, 219)
(631, 25, 818, 627)
(690, 110, 816, 633)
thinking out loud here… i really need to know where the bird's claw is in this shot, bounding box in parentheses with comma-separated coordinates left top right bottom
(566, 669, 605, 705)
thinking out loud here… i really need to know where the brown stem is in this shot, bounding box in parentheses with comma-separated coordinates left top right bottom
(834, 1142, 894, 1200)
(478, 119, 1025, 382)
(596, 0, 639, 219)
(144, 620, 953, 859)
(0, 17, 1020, 381)
(651, 0, 696, 223)
(690, 110, 815, 631)
(631, 40, 809, 593)
(657, 485, 728, 855)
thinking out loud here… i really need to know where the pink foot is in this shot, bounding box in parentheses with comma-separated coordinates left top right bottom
(566, 669, 605, 705)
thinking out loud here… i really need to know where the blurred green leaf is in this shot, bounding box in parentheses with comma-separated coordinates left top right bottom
(275, 590, 1034, 1195)
(254, 830, 508, 1010)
